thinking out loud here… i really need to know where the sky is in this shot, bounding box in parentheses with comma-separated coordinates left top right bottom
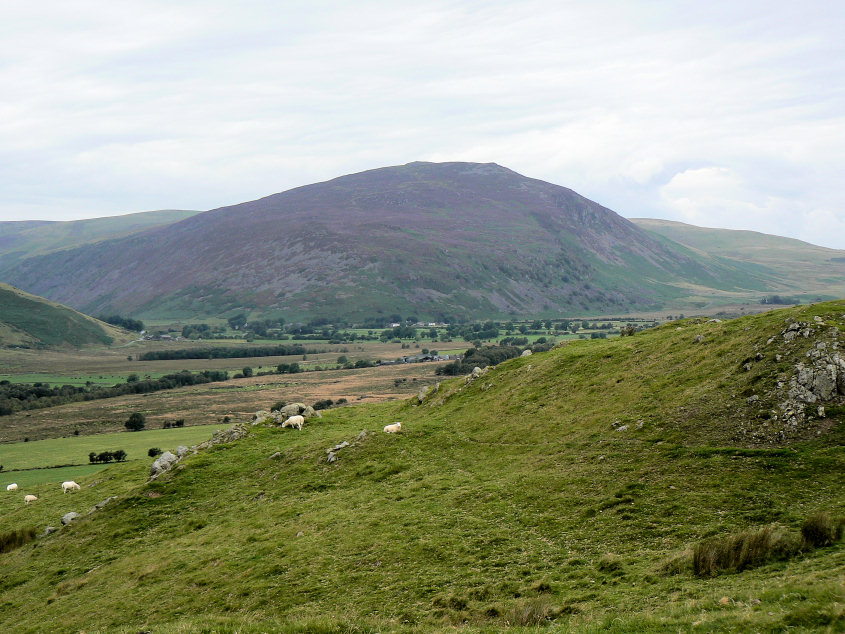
(1, 1, 844, 248)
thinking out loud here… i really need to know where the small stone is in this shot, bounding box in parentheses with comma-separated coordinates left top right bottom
(92, 496, 117, 512)
(818, 406, 825, 418)
(296, 531, 304, 537)
(744, 363, 753, 371)
(694, 335, 703, 343)
(61, 512, 81, 526)
(755, 352, 763, 361)
(41, 526, 58, 537)
(176, 445, 189, 458)
(521, 349, 532, 357)
(615, 425, 628, 432)
(269, 451, 281, 459)
(814, 316, 824, 324)
(326, 452, 337, 463)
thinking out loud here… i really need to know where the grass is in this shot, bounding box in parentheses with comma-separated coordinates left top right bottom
(0, 283, 122, 348)
(0, 302, 842, 631)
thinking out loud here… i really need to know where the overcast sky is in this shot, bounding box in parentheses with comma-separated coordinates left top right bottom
(1, 1, 843, 248)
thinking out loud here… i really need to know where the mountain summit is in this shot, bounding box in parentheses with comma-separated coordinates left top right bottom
(2, 162, 751, 320)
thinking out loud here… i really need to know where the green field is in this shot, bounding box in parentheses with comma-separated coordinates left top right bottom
(0, 302, 842, 631)
(0, 424, 221, 486)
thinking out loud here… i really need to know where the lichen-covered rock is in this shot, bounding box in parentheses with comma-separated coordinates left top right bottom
(177, 445, 190, 458)
(61, 512, 80, 526)
(150, 451, 178, 478)
(280, 403, 307, 417)
(211, 423, 249, 444)
(521, 349, 532, 357)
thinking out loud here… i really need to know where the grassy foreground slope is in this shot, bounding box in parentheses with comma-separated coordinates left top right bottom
(0, 303, 843, 632)
(0, 283, 129, 348)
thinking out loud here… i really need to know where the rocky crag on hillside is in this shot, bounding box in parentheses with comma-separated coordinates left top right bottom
(738, 313, 844, 444)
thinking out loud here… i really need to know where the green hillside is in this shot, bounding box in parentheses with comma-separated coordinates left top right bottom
(632, 218, 845, 304)
(0, 283, 127, 348)
(0, 209, 200, 273)
(0, 302, 842, 631)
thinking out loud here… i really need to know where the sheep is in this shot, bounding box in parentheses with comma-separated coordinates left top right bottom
(383, 422, 402, 433)
(24, 494, 37, 504)
(6, 483, 18, 492)
(62, 481, 81, 493)
(282, 415, 304, 430)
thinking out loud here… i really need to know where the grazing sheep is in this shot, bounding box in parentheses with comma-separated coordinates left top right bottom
(6, 483, 18, 492)
(24, 494, 37, 504)
(383, 422, 402, 433)
(62, 481, 81, 493)
(282, 415, 304, 430)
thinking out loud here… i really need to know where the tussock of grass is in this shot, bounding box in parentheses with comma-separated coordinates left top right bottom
(0, 526, 36, 554)
(693, 525, 800, 576)
(505, 596, 559, 626)
(801, 511, 844, 548)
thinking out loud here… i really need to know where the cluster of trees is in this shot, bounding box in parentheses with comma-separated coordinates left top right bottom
(379, 325, 418, 341)
(760, 295, 798, 305)
(99, 315, 145, 332)
(138, 344, 316, 361)
(0, 370, 229, 417)
(436, 344, 523, 376)
(88, 449, 127, 463)
(445, 321, 499, 342)
(180, 323, 227, 339)
(312, 398, 348, 410)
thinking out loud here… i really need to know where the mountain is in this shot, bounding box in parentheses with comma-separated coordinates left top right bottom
(632, 218, 845, 303)
(0, 283, 128, 349)
(0, 162, 838, 321)
(0, 302, 842, 631)
(0, 209, 200, 272)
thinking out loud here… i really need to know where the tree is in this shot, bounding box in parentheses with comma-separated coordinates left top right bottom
(113, 449, 127, 462)
(228, 313, 248, 330)
(242, 366, 253, 377)
(125, 411, 146, 431)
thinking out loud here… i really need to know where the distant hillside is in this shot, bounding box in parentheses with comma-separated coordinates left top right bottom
(0, 284, 128, 348)
(0, 162, 781, 321)
(0, 302, 842, 631)
(632, 218, 845, 303)
(0, 209, 200, 272)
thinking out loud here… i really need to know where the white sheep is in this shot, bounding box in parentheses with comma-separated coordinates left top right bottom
(24, 494, 37, 504)
(62, 480, 81, 493)
(6, 483, 18, 492)
(282, 415, 304, 430)
(383, 422, 402, 433)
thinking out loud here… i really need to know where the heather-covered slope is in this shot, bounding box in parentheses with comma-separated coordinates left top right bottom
(2, 162, 758, 321)
(0, 302, 842, 632)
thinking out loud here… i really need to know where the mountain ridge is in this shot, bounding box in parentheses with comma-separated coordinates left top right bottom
(2, 162, 842, 321)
